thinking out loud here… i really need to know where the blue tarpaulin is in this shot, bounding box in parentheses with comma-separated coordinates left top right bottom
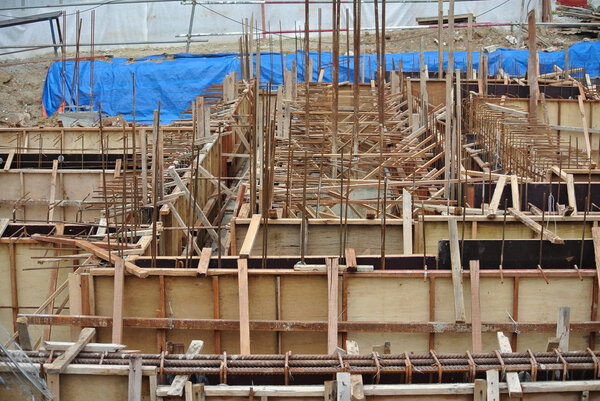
(42, 40, 600, 124)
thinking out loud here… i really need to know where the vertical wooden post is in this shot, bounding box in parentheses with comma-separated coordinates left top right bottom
(16, 317, 32, 351)
(8, 240, 18, 332)
(497, 332, 523, 397)
(402, 189, 413, 254)
(467, 14, 473, 80)
(485, 370, 499, 401)
(237, 258, 251, 354)
(112, 258, 125, 344)
(448, 219, 466, 322)
(473, 378, 487, 401)
(437, 0, 444, 78)
(68, 272, 82, 341)
(557, 306, 571, 351)
(527, 10, 539, 123)
(470, 260, 482, 353)
(140, 129, 148, 204)
(128, 355, 143, 401)
(47, 373, 60, 401)
(336, 372, 351, 401)
(327, 257, 339, 354)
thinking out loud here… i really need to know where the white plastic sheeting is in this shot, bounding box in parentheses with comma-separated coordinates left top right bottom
(0, 0, 527, 57)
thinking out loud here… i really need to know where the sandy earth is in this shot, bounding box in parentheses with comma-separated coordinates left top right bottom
(0, 26, 592, 127)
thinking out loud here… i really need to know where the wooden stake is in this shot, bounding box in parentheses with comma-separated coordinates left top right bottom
(470, 260, 482, 353)
(111, 258, 124, 344)
(327, 257, 339, 354)
(237, 258, 250, 354)
(448, 218, 466, 322)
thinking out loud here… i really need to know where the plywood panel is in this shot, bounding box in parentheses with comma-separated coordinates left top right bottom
(347, 277, 429, 321)
(435, 278, 472, 323)
(518, 277, 592, 322)
(434, 333, 472, 353)
(479, 278, 513, 321)
(165, 277, 213, 319)
(281, 332, 328, 354)
(219, 276, 277, 320)
(280, 276, 328, 320)
(61, 374, 152, 401)
(235, 223, 404, 256)
(95, 276, 160, 318)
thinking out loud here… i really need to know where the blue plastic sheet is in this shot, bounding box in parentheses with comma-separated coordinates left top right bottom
(42, 40, 600, 124)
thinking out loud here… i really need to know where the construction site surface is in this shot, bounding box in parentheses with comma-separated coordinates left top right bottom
(2, 2, 600, 401)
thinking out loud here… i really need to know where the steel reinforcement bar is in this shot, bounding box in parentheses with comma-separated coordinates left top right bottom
(4, 349, 600, 384)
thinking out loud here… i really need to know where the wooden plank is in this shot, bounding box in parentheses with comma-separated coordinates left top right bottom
(67, 272, 82, 340)
(8, 241, 18, 332)
(47, 327, 95, 374)
(166, 340, 205, 396)
(470, 260, 482, 353)
(239, 213, 261, 258)
(47, 373, 60, 401)
(149, 372, 158, 401)
(128, 355, 143, 401)
(557, 306, 570, 351)
(508, 208, 565, 244)
(527, 10, 539, 123)
(112, 258, 125, 344)
(4, 149, 15, 171)
(487, 175, 507, 216)
(346, 340, 365, 401)
(327, 257, 339, 354)
(324, 380, 337, 401)
(448, 219, 466, 322)
(48, 159, 59, 222)
(237, 258, 251, 355)
(344, 248, 357, 272)
(402, 189, 413, 254)
(197, 247, 212, 277)
(43, 341, 126, 353)
(496, 332, 523, 397)
(567, 174, 578, 215)
(16, 316, 32, 351)
(474, 379, 487, 401)
(510, 175, 519, 211)
(578, 95, 592, 159)
(592, 227, 600, 299)
(31, 234, 149, 278)
(486, 370, 500, 401)
(336, 372, 351, 401)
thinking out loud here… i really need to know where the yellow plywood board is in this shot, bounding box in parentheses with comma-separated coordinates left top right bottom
(280, 276, 328, 320)
(165, 277, 214, 319)
(61, 374, 152, 401)
(347, 277, 429, 321)
(479, 278, 514, 321)
(518, 277, 592, 322)
(280, 332, 328, 354)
